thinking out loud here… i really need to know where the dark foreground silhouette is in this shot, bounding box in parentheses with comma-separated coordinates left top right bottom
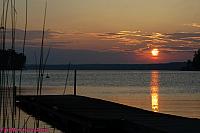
(17, 95, 200, 133)
(0, 49, 26, 70)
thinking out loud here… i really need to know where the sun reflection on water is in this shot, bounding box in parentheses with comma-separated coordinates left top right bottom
(150, 71, 159, 112)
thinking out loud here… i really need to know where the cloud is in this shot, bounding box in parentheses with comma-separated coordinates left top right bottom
(89, 30, 200, 54)
(6, 29, 49, 40)
(5, 28, 199, 64)
(4, 28, 73, 48)
(184, 23, 200, 28)
(24, 47, 147, 64)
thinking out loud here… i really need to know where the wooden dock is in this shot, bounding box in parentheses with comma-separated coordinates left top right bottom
(17, 95, 200, 133)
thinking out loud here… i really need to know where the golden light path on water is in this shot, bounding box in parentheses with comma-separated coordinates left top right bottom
(150, 71, 159, 112)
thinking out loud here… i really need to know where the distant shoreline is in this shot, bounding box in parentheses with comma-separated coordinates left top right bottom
(25, 62, 188, 70)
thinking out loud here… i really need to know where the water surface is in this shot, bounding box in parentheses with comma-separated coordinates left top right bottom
(16, 70, 200, 119)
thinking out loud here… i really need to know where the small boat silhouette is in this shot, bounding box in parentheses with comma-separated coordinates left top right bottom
(46, 74, 50, 78)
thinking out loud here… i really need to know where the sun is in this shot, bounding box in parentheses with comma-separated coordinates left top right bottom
(151, 49, 159, 57)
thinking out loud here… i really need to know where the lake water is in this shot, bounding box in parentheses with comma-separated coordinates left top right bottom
(16, 70, 200, 119)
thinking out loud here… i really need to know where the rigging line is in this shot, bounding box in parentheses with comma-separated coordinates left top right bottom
(63, 62, 71, 95)
(38, 0, 48, 95)
(35, 1, 48, 132)
(37, 0, 48, 96)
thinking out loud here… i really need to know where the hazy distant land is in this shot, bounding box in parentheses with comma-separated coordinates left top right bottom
(26, 62, 187, 70)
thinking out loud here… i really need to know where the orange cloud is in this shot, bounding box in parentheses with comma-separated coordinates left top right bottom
(184, 23, 200, 28)
(8, 29, 200, 57)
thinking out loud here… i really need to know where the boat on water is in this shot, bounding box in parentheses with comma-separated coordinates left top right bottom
(46, 74, 50, 78)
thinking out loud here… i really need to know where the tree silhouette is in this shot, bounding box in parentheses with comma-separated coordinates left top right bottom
(192, 49, 200, 70)
(186, 59, 192, 70)
(0, 49, 26, 70)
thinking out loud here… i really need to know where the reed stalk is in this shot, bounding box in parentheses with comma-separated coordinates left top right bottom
(18, 0, 28, 131)
(10, 0, 17, 130)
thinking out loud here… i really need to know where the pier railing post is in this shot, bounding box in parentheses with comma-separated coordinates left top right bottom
(74, 69, 77, 96)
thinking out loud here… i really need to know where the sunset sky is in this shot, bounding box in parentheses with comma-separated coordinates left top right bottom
(2, 0, 200, 64)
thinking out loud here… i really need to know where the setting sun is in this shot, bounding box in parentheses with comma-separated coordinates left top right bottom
(151, 49, 159, 57)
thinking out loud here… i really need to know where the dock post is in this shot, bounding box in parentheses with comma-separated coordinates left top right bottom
(74, 69, 77, 96)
